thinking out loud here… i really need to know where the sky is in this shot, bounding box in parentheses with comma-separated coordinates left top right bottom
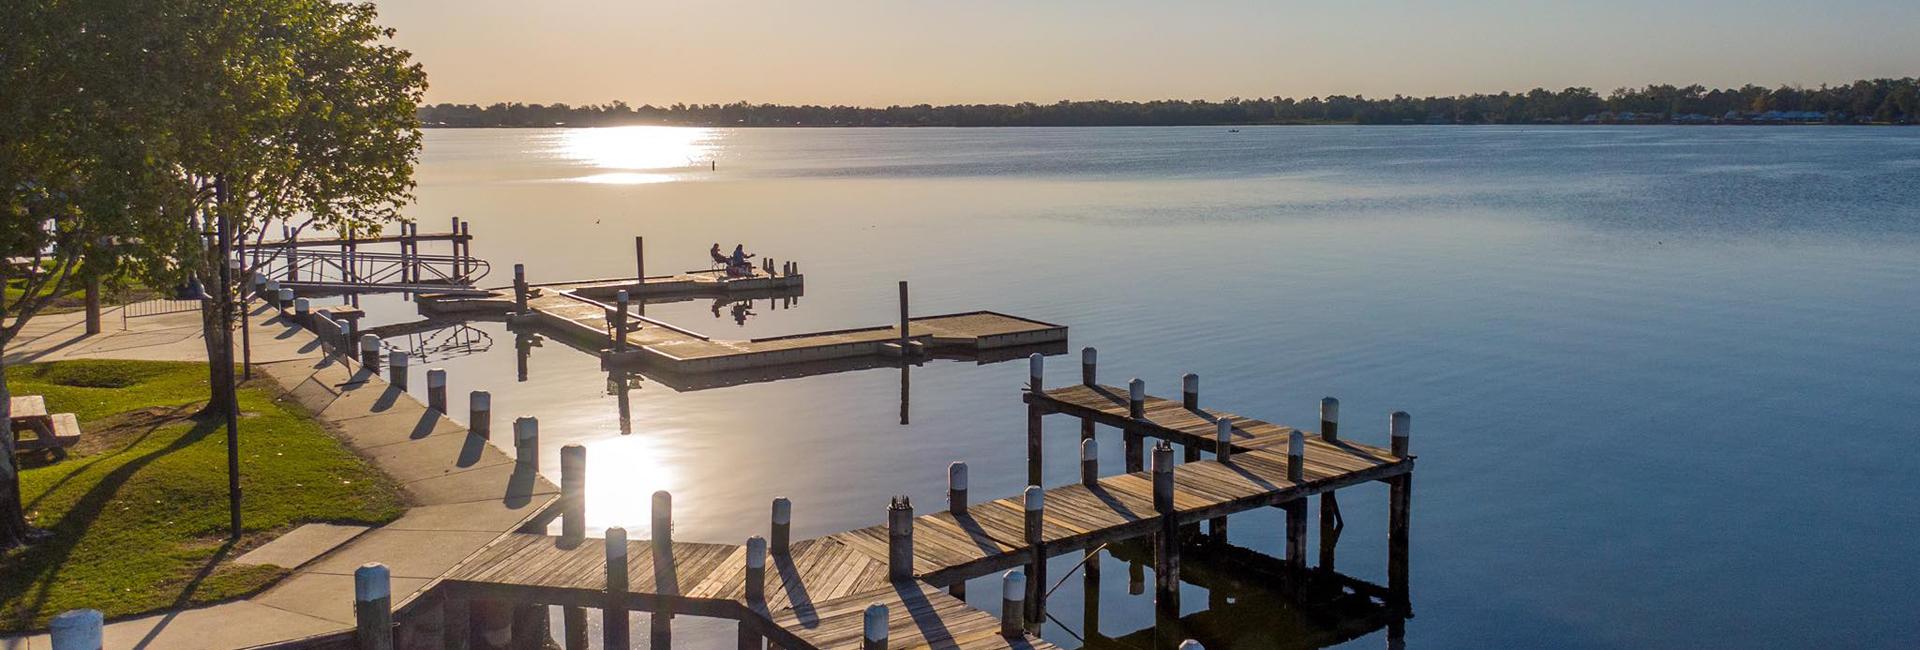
(374, 0, 1920, 107)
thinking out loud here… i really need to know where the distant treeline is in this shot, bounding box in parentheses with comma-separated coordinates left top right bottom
(419, 77, 1920, 127)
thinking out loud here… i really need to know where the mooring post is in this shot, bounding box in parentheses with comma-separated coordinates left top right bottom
(1210, 418, 1232, 539)
(612, 290, 630, 353)
(512, 263, 527, 313)
(1391, 411, 1411, 459)
(360, 334, 381, 371)
(1389, 411, 1412, 612)
(355, 563, 394, 650)
(48, 609, 102, 650)
(1079, 347, 1098, 442)
(1181, 374, 1201, 467)
(603, 526, 631, 650)
(1000, 569, 1026, 637)
(513, 417, 538, 470)
(277, 288, 294, 311)
(1027, 353, 1045, 487)
(561, 444, 586, 542)
(856, 604, 887, 650)
(1320, 491, 1341, 571)
(1080, 438, 1099, 487)
(388, 350, 410, 390)
(426, 368, 448, 413)
(897, 280, 910, 352)
(1125, 379, 1146, 473)
(651, 491, 676, 646)
(1285, 430, 1308, 572)
(1151, 441, 1179, 608)
(948, 462, 968, 513)
(469, 390, 491, 439)
(634, 236, 644, 281)
(887, 496, 914, 580)
(745, 535, 767, 602)
(1023, 485, 1046, 624)
(294, 297, 311, 325)
(770, 497, 791, 556)
(1321, 397, 1341, 442)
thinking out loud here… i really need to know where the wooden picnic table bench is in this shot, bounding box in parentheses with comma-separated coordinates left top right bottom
(10, 395, 83, 454)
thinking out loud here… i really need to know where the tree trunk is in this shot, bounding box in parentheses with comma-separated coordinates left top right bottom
(1, 338, 43, 549)
(200, 298, 236, 416)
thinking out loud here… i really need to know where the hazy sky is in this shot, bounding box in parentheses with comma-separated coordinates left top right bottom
(375, 0, 1920, 106)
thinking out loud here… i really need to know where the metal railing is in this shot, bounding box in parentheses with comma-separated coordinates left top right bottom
(120, 297, 202, 329)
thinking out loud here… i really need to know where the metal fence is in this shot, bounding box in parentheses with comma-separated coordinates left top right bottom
(120, 297, 202, 329)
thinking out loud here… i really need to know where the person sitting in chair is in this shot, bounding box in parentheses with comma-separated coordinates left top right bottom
(728, 244, 756, 278)
(710, 243, 728, 268)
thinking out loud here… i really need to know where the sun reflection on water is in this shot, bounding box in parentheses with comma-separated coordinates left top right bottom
(556, 126, 718, 184)
(581, 432, 680, 534)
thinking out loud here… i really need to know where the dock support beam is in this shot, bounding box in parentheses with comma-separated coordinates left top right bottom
(1210, 419, 1231, 540)
(1285, 430, 1307, 572)
(604, 527, 630, 650)
(1320, 492, 1342, 570)
(1389, 411, 1412, 613)
(1023, 485, 1046, 625)
(887, 496, 914, 580)
(947, 463, 967, 599)
(1027, 353, 1045, 487)
(1151, 441, 1179, 610)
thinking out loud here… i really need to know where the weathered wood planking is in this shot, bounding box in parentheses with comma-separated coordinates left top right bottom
(768, 581, 1062, 650)
(1034, 383, 1402, 461)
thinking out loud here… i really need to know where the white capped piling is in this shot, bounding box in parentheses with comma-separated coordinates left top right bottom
(863, 604, 889, 650)
(1182, 373, 1199, 410)
(294, 297, 311, 321)
(1128, 379, 1145, 418)
(426, 368, 448, 412)
(1288, 430, 1305, 482)
(1027, 353, 1046, 487)
(1081, 347, 1097, 386)
(512, 263, 527, 313)
(277, 288, 294, 310)
(264, 279, 280, 298)
(887, 496, 914, 580)
(1216, 419, 1234, 463)
(1285, 431, 1308, 570)
(604, 527, 631, 650)
(1151, 442, 1176, 514)
(770, 497, 792, 555)
(48, 609, 102, 650)
(512, 417, 538, 469)
(1391, 411, 1411, 458)
(1000, 569, 1026, 637)
(359, 334, 381, 369)
(354, 563, 394, 650)
(1028, 352, 1044, 392)
(561, 444, 586, 542)
(652, 490, 676, 597)
(1125, 379, 1146, 473)
(469, 390, 492, 439)
(387, 350, 409, 390)
(745, 536, 768, 601)
(1080, 438, 1099, 486)
(1151, 441, 1179, 604)
(948, 462, 968, 514)
(1321, 397, 1341, 442)
(1023, 485, 1046, 624)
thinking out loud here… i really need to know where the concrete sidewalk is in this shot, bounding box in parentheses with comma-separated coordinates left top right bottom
(3, 303, 557, 650)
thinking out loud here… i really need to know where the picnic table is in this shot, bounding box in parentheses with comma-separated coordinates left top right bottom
(10, 395, 82, 455)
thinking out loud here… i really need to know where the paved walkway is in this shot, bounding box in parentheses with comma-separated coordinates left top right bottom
(3, 304, 556, 650)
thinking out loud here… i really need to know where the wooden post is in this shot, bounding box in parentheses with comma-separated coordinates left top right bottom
(1080, 438, 1098, 486)
(48, 609, 103, 650)
(388, 350, 409, 390)
(513, 417, 538, 470)
(469, 390, 491, 439)
(604, 527, 630, 650)
(770, 497, 791, 556)
(612, 290, 630, 353)
(1210, 418, 1232, 539)
(472, 600, 513, 650)
(442, 597, 470, 650)
(426, 368, 447, 413)
(278, 288, 295, 311)
(652, 491, 675, 593)
(1150, 442, 1178, 609)
(1391, 411, 1411, 459)
(887, 496, 913, 580)
(294, 297, 311, 324)
(509, 604, 546, 650)
(1027, 353, 1044, 487)
(897, 281, 910, 352)
(862, 604, 888, 650)
(459, 220, 472, 279)
(948, 462, 968, 513)
(1319, 491, 1341, 570)
(1081, 347, 1096, 385)
(512, 263, 527, 313)
(1000, 569, 1025, 637)
(1285, 430, 1307, 572)
(360, 334, 381, 370)
(1181, 373, 1198, 410)
(560, 444, 586, 542)
(562, 607, 586, 650)
(355, 563, 394, 650)
(1125, 379, 1145, 473)
(1023, 485, 1046, 625)
(1389, 412, 1412, 612)
(1287, 429, 1304, 483)
(745, 536, 767, 602)
(1321, 397, 1340, 443)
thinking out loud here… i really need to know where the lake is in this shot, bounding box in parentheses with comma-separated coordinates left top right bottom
(347, 126, 1920, 649)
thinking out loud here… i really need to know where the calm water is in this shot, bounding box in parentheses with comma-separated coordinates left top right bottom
(349, 126, 1920, 649)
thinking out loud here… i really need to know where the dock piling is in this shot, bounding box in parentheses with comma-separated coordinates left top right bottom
(48, 609, 102, 650)
(512, 417, 537, 469)
(1285, 430, 1307, 571)
(512, 264, 527, 313)
(277, 288, 294, 311)
(1023, 485, 1046, 624)
(354, 563, 394, 650)
(294, 297, 311, 323)
(612, 290, 630, 353)
(947, 463, 968, 513)
(603, 527, 630, 650)
(1389, 412, 1412, 610)
(1125, 379, 1146, 473)
(360, 335, 381, 371)
(1027, 353, 1045, 486)
(426, 368, 447, 413)
(1321, 397, 1340, 442)
(560, 444, 586, 542)
(887, 496, 914, 580)
(1319, 492, 1341, 570)
(745, 536, 767, 602)
(770, 497, 791, 555)
(898, 281, 910, 352)
(1150, 441, 1179, 607)
(863, 604, 889, 650)
(634, 237, 644, 281)
(469, 391, 491, 439)
(1080, 438, 1098, 486)
(1182, 374, 1202, 467)
(1391, 411, 1411, 458)
(388, 350, 409, 390)
(651, 491, 676, 628)
(1211, 419, 1232, 538)
(1081, 347, 1096, 386)
(1000, 570, 1026, 637)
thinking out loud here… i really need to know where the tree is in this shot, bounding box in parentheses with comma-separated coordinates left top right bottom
(0, 0, 425, 549)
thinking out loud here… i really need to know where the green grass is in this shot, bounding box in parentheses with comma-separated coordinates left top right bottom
(2, 359, 405, 632)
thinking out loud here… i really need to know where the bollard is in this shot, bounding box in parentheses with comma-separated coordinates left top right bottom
(1151, 441, 1179, 606)
(604, 527, 631, 650)
(1151, 443, 1175, 514)
(265, 279, 280, 299)
(513, 417, 538, 469)
(426, 368, 448, 413)
(1000, 569, 1026, 637)
(651, 491, 675, 591)
(745, 536, 768, 601)
(1028, 352, 1044, 392)
(863, 603, 889, 650)
(1216, 419, 1234, 463)
(469, 390, 492, 439)
(1023, 485, 1046, 624)
(948, 462, 968, 513)
(1182, 373, 1199, 410)
(1391, 411, 1411, 458)
(770, 497, 792, 555)
(1321, 397, 1341, 442)
(387, 350, 409, 390)
(277, 288, 294, 310)
(294, 297, 311, 321)
(355, 563, 394, 650)
(1128, 379, 1145, 417)
(561, 444, 586, 542)
(48, 609, 103, 650)
(1080, 438, 1099, 486)
(1126, 379, 1147, 473)
(887, 496, 914, 580)
(1081, 347, 1096, 386)
(360, 334, 381, 370)
(1288, 430, 1305, 482)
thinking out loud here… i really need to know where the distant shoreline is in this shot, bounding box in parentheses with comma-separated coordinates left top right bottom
(419, 122, 1913, 129)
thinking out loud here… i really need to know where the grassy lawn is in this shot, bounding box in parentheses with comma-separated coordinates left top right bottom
(2, 359, 405, 633)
